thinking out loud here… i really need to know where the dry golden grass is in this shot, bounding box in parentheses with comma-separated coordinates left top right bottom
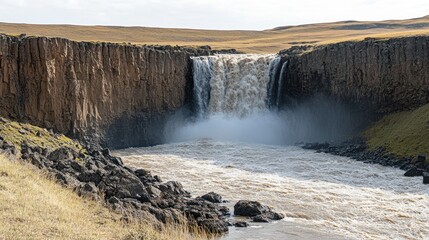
(1, 16, 429, 53)
(0, 154, 210, 240)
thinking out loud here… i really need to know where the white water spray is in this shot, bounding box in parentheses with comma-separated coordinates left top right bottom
(193, 54, 276, 117)
(168, 54, 362, 144)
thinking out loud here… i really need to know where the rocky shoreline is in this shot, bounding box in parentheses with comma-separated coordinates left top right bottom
(0, 119, 284, 235)
(302, 138, 429, 183)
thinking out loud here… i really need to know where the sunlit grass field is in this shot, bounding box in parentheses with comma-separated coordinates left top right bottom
(1, 15, 429, 53)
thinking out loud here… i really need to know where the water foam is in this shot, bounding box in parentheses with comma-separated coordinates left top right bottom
(116, 140, 429, 240)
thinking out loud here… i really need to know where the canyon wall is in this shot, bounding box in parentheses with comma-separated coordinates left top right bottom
(282, 36, 429, 113)
(0, 34, 206, 148)
(2, 33, 429, 148)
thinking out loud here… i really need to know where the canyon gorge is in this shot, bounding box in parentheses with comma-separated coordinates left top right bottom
(1, 34, 429, 148)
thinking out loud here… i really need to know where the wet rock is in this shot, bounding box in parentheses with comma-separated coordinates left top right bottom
(302, 142, 330, 150)
(252, 211, 285, 223)
(262, 211, 285, 221)
(200, 192, 223, 203)
(234, 200, 270, 217)
(252, 215, 269, 223)
(423, 172, 429, 184)
(234, 221, 249, 227)
(415, 155, 426, 164)
(234, 200, 284, 223)
(217, 205, 230, 216)
(404, 167, 423, 177)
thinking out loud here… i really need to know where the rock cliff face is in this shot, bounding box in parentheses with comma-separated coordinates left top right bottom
(0, 34, 205, 148)
(282, 36, 429, 113)
(2, 33, 429, 148)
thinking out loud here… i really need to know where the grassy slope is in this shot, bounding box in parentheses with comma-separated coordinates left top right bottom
(364, 103, 429, 158)
(1, 16, 429, 53)
(0, 118, 82, 153)
(0, 119, 208, 240)
(0, 154, 148, 240)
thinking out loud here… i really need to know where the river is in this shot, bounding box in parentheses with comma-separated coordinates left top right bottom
(115, 140, 429, 240)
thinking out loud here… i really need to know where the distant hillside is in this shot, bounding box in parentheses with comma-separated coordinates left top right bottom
(1, 15, 429, 53)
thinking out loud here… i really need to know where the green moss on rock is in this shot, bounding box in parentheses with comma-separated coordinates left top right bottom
(0, 117, 83, 153)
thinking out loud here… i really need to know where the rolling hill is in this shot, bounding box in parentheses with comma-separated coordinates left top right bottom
(1, 15, 429, 53)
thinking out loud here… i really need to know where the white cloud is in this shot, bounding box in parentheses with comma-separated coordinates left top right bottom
(0, 0, 428, 30)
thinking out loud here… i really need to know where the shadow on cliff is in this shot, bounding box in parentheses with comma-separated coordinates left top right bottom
(165, 96, 371, 145)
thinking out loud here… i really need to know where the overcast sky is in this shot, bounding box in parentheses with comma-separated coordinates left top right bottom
(0, 0, 428, 30)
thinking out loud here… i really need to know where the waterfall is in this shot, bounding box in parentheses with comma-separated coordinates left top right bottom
(192, 54, 283, 117)
(169, 54, 360, 145)
(276, 61, 288, 108)
(192, 56, 212, 117)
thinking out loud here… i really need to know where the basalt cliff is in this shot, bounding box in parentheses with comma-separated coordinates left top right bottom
(282, 37, 429, 113)
(0, 34, 212, 148)
(1, 34, 429, 148)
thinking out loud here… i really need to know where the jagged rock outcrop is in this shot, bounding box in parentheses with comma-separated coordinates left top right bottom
(4, 139, 231, 233)
(0, 34, 208, 148)
(281, 36, 429, 113)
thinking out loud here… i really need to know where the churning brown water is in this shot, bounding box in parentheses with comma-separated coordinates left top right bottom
(115, 140, 429, 240)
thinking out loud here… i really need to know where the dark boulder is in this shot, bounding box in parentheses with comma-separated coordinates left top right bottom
(423, 172, 429, 184)
(404, 167, 423, 177)
(252, 215, 269, 223)
(200, 192, 223, 203)
(234, 221, 249, 227)
(234, 200, 270, 217)
(198, 219, 229, 233)
(158, 181, 190, 197)
(217, 205, 230, 216)
(234, 200, 284, 223)
(135, 168, 160, 184)
(302, 142, 330, 150)
(77, 171, 102, 184)
(101, 148, 111, 156)
(47, 147, 76, 161)
(98, 167, 151, 202)
(252, 211, 285, 222)
(416, 155, 426, 164)
(260, 211, 285, 221)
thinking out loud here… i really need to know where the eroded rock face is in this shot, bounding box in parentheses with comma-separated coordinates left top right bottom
(282, 36, 429, 113)
(0, 34, 205, 148)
